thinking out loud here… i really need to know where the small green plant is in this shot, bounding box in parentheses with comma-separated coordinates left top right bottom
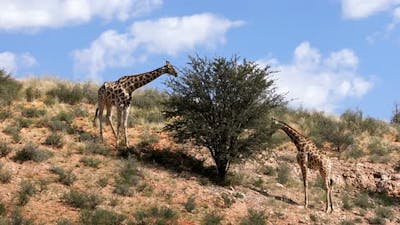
(17, 180, 37, 206)
(277, 163, 292, 185)
(56, 218, 74, 225)
(113, 158, 143, 196)
(97, 177, 108, 188)
(22, 107, 46, 118)
(354, 192, 372, 209)
(134, 206, 178, 225)
(17, 118, 33, 128)
(25, 87, 41, 102)
(201, 212, 223, 225)
(10, 208, 35, 225)
(52, 111, 74, 124)
(80, 157, 101, 168)
(44, 133, 63, 147)
(84, 143, 112, 156)
(13, 143, 53, 163)
(0, 143, 11, 157)
(3, 124, 21, 143)
(63, 189, 102, 209)
(239, 209, 267, 225)
(184, 196, 196, 213)
(46, 83, 84, 105)
(80, 209, 125, 225)
(0, 70, 22, 106)
(0, 164, 12, 183)
(340, 220, 356, 225)
(342, 194, 353, 210)
(262, 165, 276, 176)
(0, 110, 12, 121)
(375, 207, 393, 220)
(136, 130, 159, 148)
(50, 167, 76, 186)
(0, 202, 5, 216)
(221, 193, 235, 208)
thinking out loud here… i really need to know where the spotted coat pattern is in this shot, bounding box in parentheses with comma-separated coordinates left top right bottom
(273, 118, 334, 213)
(93, 61, 177, 147)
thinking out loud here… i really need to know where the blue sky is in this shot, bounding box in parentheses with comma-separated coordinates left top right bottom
(0, 0, 400, 119)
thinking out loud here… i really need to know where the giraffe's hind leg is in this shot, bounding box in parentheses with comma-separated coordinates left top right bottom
(98, 104, 104, 142)
(122, 107, 130, 147)
(106, 105, 118, 142)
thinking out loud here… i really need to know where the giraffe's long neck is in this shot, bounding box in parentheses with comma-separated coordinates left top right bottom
(119, 66, 166, 93)
(276, 120, 308, 151)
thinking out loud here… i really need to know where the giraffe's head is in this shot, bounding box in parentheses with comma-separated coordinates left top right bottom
(164, 61, 178, 77)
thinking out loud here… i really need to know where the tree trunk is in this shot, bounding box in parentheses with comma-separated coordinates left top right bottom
(215, 158, 229, 180)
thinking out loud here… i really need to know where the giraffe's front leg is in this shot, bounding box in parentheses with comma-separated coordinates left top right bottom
(116, 109, 122, 147)
(122, 107, 130, 147)
(300, 165, 308, 208)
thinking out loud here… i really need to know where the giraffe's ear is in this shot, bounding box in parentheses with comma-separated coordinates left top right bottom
(166, 60, 170, 65)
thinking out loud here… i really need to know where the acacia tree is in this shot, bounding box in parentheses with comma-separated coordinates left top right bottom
(164, 56, 285, 180)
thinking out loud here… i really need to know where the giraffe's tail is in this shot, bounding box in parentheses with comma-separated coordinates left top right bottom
(93, 107, 99, 127)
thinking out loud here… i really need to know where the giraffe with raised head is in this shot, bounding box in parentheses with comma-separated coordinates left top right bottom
(93, 61, 178, 147)
(272, 118, 334, 213)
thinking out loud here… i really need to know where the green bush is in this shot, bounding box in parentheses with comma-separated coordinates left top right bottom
(56, 218, 73, 225)
(44, 133, 63, 147)
(342, 194, 353, 210)
(134, 206, 178, 225)
(13, 143, 53, 163)
(0, 164, 12, 183)
(52, 111, 74, 124)
(375, 207, 393, 220)
(239, 209, 267, 225)
(262, 165, 276, 176)
(25, 87, 41, 102)
(201, 212, 223, 225)
(0, 202, 5, 216)
(9, 208, 35, 225)
(63, 189, 102, 209)
(3, 124, 21, 143)
(80, 209, 125, 225)
(97, 177, 108, 188)
(21, 107, 46, 118)
(0, 110, 12, 121)
(277, 163, 292, 185)
(84, 143, 112, 156)
(0, 70, 22, 106)
(114, 159, 143, 196)
(17, 180, 37, 206)
(343, 146, 365, 160)
(50, 167, 76, 186)
(80, 157, 101, 168)
(17, 118, 33, 128)
(46, 83, 84, 105)
(136, 131, 159, 148)
(0, 143, 11, 157)
(354, 192, 372, 209)
(184, 196, 196, 213)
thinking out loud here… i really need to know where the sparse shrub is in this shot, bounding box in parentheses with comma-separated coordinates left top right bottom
(136, 131, 159, 148)
(134, 206, 178, 225)
(78, 132, 97, 142)
(239, 209, 266, 225)
(50, 167, 76, 186)
(17, 180, 36, 206)
(278, 154, 296, 163)
(63, 189, 102, 209)
(262, 165, 276, 176)
(0, 202, 5, 216)
(82, 82, 99, 104)
(369, 216, 386, 225)
(310, 214, 317, 222)
(184, 196, 196, 213)
(0, 110, 12, 121)
(80, 209, 125, 225)
(221, 193, 235, 208)
(343, 146, 364, 159)
(0, 70, 22, 106)
(44, 133, 63, 147)
(56, 218, 73, 225)
(0, 164, 12, 183)
(201, 212, 223, 225)
(342, 194, 353, 210)
(340, 220, 356, 225)
(10, 208, 35, 225)
(25, 87, 41, 102)
(17, 118, 33, 128)
(3, 124, 21, 143)
(114, 159, 143, 196)
(277, 163, 292, 185)
(375, 207, 393, 220)
(354, 192, 372, 209)
(84, 143, 112, 156)
(48, 120, 71, 132)
(52, 111, 74, 124)
(44, 95, 56, 106)
(21, 107, 46, 118)
(80, 157, 101, 168)
(13, 143, 53, 163)
(0, 143, 11, 157)
(46, 83, 84, 105)
(362, 117, 388, 137)
(368, 138, 390, 156)
(97, 177, 108, 188)
(72, 106, 88, 117)
(340, 109, 363, 134)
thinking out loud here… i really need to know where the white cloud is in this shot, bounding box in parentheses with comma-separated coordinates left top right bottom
(73, 13, 244, 80)
(341, 0, 400, 19)
(258, 42, 373, 113)
(0, 0, 162, 30)
(0, 51, 37, 74)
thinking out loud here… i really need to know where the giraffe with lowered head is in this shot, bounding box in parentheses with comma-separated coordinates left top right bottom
(93, 61, 178, 147)
(272, 118, 334, 213)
